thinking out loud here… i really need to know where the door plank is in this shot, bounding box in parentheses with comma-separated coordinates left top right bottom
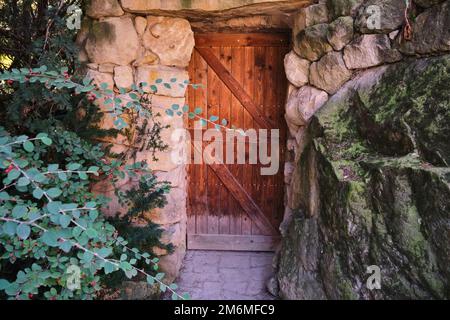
(187, 54, 196, 235)
(206, 47, 221, 235)
(252, 46, 266, 236)
(242, 46, 255, 236)
(194, 50, 209, 235)
(230, 46, 245, 236)
(196, 47, 273, 130)
(219, 46, 232, 235)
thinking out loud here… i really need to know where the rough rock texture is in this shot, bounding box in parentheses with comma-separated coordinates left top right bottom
(343, 34, 402, 69)
(133, 51, 159, 67)
(143, 17, 195, 67)
(326, 0, 364, 19)
(293, 3, 329, 34)
(86, 69, 115, 89)
(114, 65, 134, 90)
(398, 0, 450, 56)
(327, 16, 354, 51)
(310, 51, 353, 94)
(294, 24, 333, 62)
(134, 16, 147, 36)
(284, 51, 310, 87)
(285, 86, 328, 126)
(413, 0, 446, 8)
(87, 0, 124, 18)
(85, 17, 139, 65)
(190, 14, 291, 32)
(119, 0, 312, 20)
(355, 0, 406, 34)
(277, 56, 450, 300)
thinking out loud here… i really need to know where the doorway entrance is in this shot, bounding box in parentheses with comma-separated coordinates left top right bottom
(186, 33, 289, 251)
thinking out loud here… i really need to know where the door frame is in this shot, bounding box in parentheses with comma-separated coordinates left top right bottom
(186, 32, 290, 252)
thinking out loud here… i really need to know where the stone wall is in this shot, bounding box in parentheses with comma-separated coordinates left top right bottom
(276, 0, 450, 299)
(79, 1, 196, 283)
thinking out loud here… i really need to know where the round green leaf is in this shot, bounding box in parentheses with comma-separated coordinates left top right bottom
(67, 163, 81, 171)
(17, 177, 30, 187)
(59, 215, 71, 228)
(47, 188, 62, 199)
(41, 137, 52, 146)
(78, 172, 88, 180)
(3, 221, 17, 236)
(17, 224, 31, 240)
(12, 205, 27, 219)
(23, 141, 34, 152)
(85, 228, 98, 239)
(7, 169, 20, 181)
(33, 188, 44, 200)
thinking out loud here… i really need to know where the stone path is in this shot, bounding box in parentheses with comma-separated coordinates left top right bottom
(175, 250, 276, 300)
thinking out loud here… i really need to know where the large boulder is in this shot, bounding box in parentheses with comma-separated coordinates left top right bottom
(343, 34, 402, 69)
(284, 51, 310, 88)
(285, 86, 328, 126)
(143, 17, 194, 68)
(86, 0, 124, 18)
(310, 51, 353, 94)
(355, 0, 406, 34)
(327, 16, 354, 51)
(294, 24, 333, 62)
(293, 3, 329, 34)
(276, 55, 450, 300)
(398, 0, 450, 56)
(85, 17, 140, 65)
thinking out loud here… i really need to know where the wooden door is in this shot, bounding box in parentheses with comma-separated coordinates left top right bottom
(186, 33, 289, 251)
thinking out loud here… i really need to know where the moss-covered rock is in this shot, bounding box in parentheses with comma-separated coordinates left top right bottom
(277, 55, 450, 300)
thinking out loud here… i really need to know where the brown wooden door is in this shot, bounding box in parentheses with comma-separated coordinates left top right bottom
(186, 33, 289, 251)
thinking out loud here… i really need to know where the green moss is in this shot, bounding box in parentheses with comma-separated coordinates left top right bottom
(332, 258, 358, 300)
(367, 56, 450, 165)
(278, 56, 449, 300)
